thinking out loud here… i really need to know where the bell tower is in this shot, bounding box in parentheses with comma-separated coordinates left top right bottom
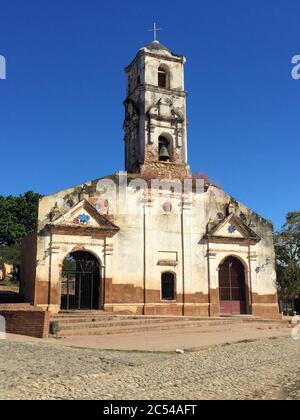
(123, 35, 190, 178)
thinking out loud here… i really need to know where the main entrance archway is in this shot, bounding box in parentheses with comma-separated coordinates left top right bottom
(219, 256, 247, 315)
(61, 251, 101, 310)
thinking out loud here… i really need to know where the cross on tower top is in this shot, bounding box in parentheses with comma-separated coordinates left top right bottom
(148, 22, 162, 42)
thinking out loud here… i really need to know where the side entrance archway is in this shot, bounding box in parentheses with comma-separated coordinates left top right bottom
(218, 256, 247, 315)
(61, 251, 101, 311)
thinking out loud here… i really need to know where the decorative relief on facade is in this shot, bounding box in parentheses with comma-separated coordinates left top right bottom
(228, 224, 237, 234)
(104, 243, 114, 256)
(162, 202, 172, 213)
(205, 213, 261, 245)
(89, 198, 110, 215)
(48, 203, 61, 222)
(124, 99, 140, 172)
(76, 214, 90, 225)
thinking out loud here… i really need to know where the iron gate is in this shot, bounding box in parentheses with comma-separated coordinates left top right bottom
(61, 271, 99, 310)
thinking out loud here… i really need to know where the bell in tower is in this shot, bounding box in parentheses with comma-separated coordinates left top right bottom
(158, 136, 170, 162)
(123, 28, 191, 178)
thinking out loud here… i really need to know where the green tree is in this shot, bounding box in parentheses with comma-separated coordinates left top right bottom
(0, 245, 21, 266)
(0, 191, 41, 246)
(0, 191, 42, 271)
(275, 212, 300, 310)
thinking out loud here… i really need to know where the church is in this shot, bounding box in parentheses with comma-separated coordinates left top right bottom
(20, 37, 280, 319)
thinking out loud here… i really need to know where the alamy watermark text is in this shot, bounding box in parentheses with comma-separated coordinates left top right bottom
(291, 55, 300, 80)
(0, 54, 6, 80)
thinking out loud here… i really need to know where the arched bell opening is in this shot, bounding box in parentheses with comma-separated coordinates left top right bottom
(158, 135, 172, 162)
(158, 66, 170, 89)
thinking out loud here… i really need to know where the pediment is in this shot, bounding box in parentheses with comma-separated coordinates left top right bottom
(206, 214, 261, 244)
(49, 200, 119, 236)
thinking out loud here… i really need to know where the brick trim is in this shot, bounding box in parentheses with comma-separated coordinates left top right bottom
(0, 309, 50, 338)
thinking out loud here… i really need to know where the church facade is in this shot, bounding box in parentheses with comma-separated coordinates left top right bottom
(20, 40, 280, 319)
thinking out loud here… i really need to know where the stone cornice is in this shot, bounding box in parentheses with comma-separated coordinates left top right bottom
(125, 50, 185, 72)
(125, 84, 187, 103)
(47, 224, 119, 238)
(205, 235, 260, 246)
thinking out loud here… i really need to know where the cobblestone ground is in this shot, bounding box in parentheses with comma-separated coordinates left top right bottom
(1, 336, 300, 400)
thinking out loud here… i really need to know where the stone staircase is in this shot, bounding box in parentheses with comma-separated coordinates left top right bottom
(51, 311, 285, 338)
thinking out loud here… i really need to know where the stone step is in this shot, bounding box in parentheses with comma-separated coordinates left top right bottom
(51, 316, 220, 328)
(51, 314, 197, 324)
(51, 315, 110, 324)
(54, 317, 217, 331)
(53, 313, 169, 320)
(52, 318, 165, 326)
(55, 319, 252, 337)
(55, 311, 107, 316)
(52, 314, 277, 324)
(51, 312, 286, 337)
(52, 314, 196, 323)
(53, 313, 214, 321)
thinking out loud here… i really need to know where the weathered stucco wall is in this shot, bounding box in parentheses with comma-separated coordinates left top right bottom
(24, 178, 279, 319)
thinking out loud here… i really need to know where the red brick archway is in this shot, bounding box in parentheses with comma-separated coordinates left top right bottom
(219, 256, 247, 315)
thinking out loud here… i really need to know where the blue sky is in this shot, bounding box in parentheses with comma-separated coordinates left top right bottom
(0, 0, 299, 230)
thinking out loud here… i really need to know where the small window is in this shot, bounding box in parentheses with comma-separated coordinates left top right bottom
(158, 67, 168, 88)
(161, 272, 176, 300)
